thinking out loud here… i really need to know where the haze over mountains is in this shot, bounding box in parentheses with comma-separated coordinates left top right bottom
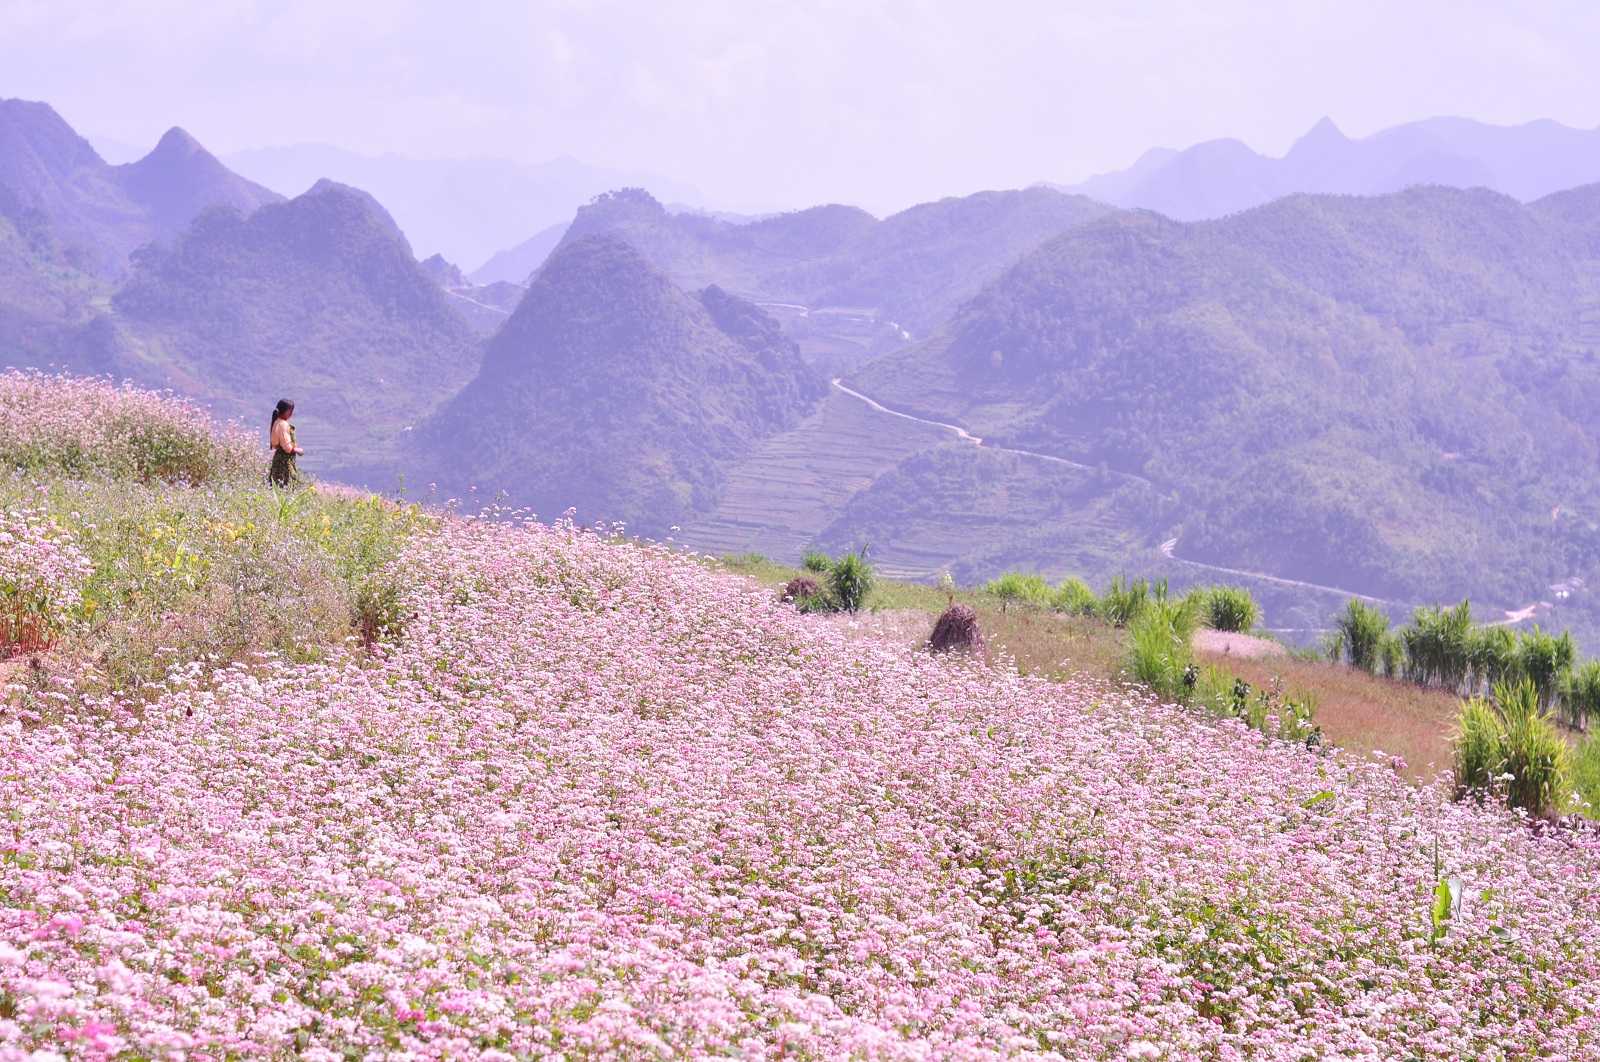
(0, 99, 279, 277)
(223, 144, 700, 270)
(10, 94, 1600, 644)
(1069, 115, 1600, 220)
(418, 235, 824, 534)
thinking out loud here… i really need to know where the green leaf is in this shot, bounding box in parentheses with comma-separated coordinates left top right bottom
(1300, 790, 1336, 809)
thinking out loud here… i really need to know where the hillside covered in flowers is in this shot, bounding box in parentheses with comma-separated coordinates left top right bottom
(5, 373, 1600, 1057)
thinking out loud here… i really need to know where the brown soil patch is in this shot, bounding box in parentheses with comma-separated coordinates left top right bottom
(1197, 650, 1461, 782)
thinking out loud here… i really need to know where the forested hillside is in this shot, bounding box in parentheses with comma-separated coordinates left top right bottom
(111, 179, 480, 474)
(850, 184, 1600, 615)
(418, 235, 824, 533)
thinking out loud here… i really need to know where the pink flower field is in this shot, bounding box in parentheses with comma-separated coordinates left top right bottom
(6, 512, 1600, 1057)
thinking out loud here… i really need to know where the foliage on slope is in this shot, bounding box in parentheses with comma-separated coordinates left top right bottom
(110, 179, 481, 475)
(851, 185, 1600, 610)
(418, 235, 824, 534)
(557, 186, 1109, 334)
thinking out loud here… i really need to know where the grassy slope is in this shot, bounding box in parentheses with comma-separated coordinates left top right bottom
(718, 553, 1465, 784)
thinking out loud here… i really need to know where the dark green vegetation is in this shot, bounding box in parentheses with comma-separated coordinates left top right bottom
(417, 236, 824, 535)
(111, 180, 481, 475)
(851, 185, 1600, 643)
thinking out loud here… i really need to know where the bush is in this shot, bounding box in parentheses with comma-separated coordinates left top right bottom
(983, 571, 1051, 612)
(1400, 601, 1473, 690)
(1516, 626, 1574, 710)
(1378, 632, 1407, 678)
(1099, 575, 1152, 628)
(827, 551, 874, 613)
(1199, 586, 1259, 632)
(801, 549, 832, 573)
(1126, 598, 1199, 701)
(928, 604, 984, 655)
(0, 369, 254, 484)
(1334, 599, 1389, 673)
(1050, 577, 1097, 616)
(1453, 679, 1569, 819)
(1563, 661, 1600, 731)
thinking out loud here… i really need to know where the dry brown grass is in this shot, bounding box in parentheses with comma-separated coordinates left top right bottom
(1198, 649, 1461, 782)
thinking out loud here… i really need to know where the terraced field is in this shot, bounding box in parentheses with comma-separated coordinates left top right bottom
(676, 386, 949, 568)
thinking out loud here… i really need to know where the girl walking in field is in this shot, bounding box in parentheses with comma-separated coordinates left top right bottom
(268, 398, 303, 487)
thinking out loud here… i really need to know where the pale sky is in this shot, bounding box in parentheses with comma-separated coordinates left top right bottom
(4, 0, 1598, 214)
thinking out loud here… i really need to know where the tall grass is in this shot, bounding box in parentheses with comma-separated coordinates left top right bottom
(1050, 577, 1098, 616)
(1126, 597, 1199, 701)
(1196, 586, 1259, 632)
(1400, 602, 1474, 690)
(1562, 661, 1600, 732)
(1335, 599, 1390, 673)
(827, 551, 874, 614)
(1453, 680, 1569, 819)
(1516, 626, 1575, 710)
(1100, 575, 1157, 628)
(983, 572, 1052, 613)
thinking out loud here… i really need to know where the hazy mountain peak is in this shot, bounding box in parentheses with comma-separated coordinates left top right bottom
(304, 177, 409, 248)
(0, 97, 104, 183)
(147, 126, 205, 158)
(1289, 115, 1349, 155)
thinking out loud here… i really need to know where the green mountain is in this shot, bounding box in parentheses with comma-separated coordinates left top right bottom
(848, 184, 1600, 616)
(418, 235, 824, 533)
(111, 179, 480, 475)
(553, 188, 1110, 372)
(0, 99, 279, 276)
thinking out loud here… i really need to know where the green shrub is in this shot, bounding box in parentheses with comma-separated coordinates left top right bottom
(1452, 679, 1569, 819)
(1467, 625, 1520, 694)
(984, 571, 1051, 612)
(1570, 733, 1600, 818)
(827, 551, 874, 613)
(1126, 598, 1199, 700)
(1099, 575, 1151, 628)
(1400, 601, 1473, 690)
(1378, 632, 1407, 678)
(1199, 586, 1259, 632)
(1050, 577, 1097, 616)
(1562, 661, 1600, 732)
(801, 549, 832, 573)
(1516, 626, 1574, 710)
(1334, 599, 1389, 673)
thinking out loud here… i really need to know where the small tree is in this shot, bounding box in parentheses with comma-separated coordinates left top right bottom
(983, 572, 1050, 613)
(828, 551, 874, 613)
(1335, 599, 1389, 673)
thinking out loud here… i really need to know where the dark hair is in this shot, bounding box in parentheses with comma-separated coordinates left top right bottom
(270, 399, 295, 429)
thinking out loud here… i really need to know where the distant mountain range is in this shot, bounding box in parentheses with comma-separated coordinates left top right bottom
(418, 235, 824, 533)
(550, 186, 1110, 375)
(1066, 116, 1600, 219)
(110, 178, 480, 474)
(850, 183, 1600, 619)
(0, 99, 279, 276)
(223, 143, 700, 271)
(14, 95, 1600, 646)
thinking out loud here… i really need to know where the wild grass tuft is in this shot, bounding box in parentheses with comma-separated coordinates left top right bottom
(827, 551, 874, 614)
(1050, 577, 1097, 616)
(1196, 586, 1260, 632)
(1453, 679, 1569, 819)
(1334, 599, 1390, 673)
